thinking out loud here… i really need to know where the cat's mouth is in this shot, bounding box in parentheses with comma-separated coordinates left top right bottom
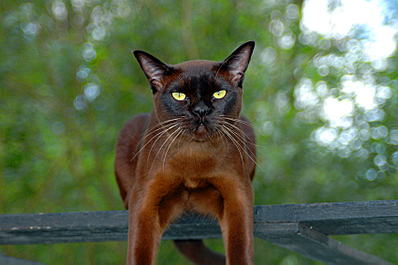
(197, 123, 206, 133)
(192, 122, 210, 141)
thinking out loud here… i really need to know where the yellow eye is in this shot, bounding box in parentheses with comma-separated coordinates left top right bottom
(213, 90, 226, 99)
(172, 92, 186, 101)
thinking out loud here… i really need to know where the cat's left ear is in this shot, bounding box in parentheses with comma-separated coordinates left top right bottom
(221, 41, 255, 87)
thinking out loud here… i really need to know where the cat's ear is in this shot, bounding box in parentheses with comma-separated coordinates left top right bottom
(133, 50, 172, 91)
(221, 41, 255, 87)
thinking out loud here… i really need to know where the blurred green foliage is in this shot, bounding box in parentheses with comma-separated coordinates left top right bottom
(1, 0, 397, 264)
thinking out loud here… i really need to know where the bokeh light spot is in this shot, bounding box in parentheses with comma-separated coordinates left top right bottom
(74, 95, 87, 110)
(52, 1, 68, 20)
(82, 42, 97, 61)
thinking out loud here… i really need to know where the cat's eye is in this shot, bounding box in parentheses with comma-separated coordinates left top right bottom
(213, 90, 227, 99)
(172, 92, 186, 101)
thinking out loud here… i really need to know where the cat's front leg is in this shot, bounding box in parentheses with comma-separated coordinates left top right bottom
(126, 178, 184, 265)
(211, 176, 254, 265)
(126, 190, 161, 265)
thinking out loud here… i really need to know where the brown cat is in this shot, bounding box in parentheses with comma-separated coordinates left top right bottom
(115, 41, 256, 265)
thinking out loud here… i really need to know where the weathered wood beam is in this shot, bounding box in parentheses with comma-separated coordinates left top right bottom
(0, 211, 129, 245)
(254, 222, 392, 265)
(1, 200, 397, 264)
(254, 200, 398, 235)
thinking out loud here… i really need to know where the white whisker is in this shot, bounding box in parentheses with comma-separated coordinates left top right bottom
(162, 127, 184, 169)
(220, 126, 245, 166)
(130, 118, 182, 163)
(147, 123, 180, 164)
(221, 120, 260, 169)
(222, 121, 257, 160)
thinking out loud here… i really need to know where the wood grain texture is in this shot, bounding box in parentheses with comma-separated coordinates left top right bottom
(254, 200, 398, 235)
(1, 200, 397, 264)
(255, 223, 392, 265)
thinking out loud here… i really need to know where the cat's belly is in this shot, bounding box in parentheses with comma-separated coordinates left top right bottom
(179, 184, 223, 217)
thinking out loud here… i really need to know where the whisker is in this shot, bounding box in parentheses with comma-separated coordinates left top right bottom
(221, 122, 260, 169)
(221, 124, 246, 151)
(147, 123, 180, 163)
(131, 129, 165, 163)
(214, 128, 222, 144)
(215, 125, 229, 147)
(221, 115, 261, 132)
(222, 121, 247, 143)
(222, 121, 257, 159)
(139, 117, 183, 145)
(221, 117, 265, 171)
(207, 128, 220, 144)
(162, 127, 184, 169)
(221, 115, 266, 148)
(219, 126, 245, 166)
(130, 118, 182, 162)
(130, 121, 180, 163)
(149, 125, 182, 172)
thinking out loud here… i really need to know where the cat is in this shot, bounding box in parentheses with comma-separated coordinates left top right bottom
(115, 41, 256, 265)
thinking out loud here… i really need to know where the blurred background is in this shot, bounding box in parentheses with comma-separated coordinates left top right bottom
(1, 0, 398, 263)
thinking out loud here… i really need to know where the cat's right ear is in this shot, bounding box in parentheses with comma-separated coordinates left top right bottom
(133, 50, 171, 92)
(221, 41, 255, 87)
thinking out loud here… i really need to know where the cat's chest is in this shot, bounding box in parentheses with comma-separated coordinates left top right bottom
(167, 142, 226, 177)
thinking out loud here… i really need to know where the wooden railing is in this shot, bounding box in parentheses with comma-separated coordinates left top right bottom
(1, 200, 397, 264)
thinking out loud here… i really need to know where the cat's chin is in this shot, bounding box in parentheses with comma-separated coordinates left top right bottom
(191, 124, 211, 142)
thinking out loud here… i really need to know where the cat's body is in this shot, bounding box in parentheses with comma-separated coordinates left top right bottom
(115, 41, 256, 265)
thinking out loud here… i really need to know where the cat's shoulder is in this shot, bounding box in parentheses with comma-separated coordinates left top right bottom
(119, 113, 150, 137)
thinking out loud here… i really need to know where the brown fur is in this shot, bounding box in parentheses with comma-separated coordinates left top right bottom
(115, 41, 256, 264)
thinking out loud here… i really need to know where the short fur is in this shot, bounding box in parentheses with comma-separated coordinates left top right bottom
(115, 41, 256, 265)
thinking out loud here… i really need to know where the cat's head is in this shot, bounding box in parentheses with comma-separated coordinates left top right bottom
(134, 41, 255, 142)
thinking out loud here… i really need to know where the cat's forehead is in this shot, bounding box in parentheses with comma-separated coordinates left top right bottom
(173, 60, 220, 75)
(165, 60, 229, 94)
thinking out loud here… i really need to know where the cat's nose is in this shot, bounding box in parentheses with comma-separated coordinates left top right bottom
(193, 101, 211, 118)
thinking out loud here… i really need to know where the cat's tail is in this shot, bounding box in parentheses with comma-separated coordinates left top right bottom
(174, 240, 226, 265)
